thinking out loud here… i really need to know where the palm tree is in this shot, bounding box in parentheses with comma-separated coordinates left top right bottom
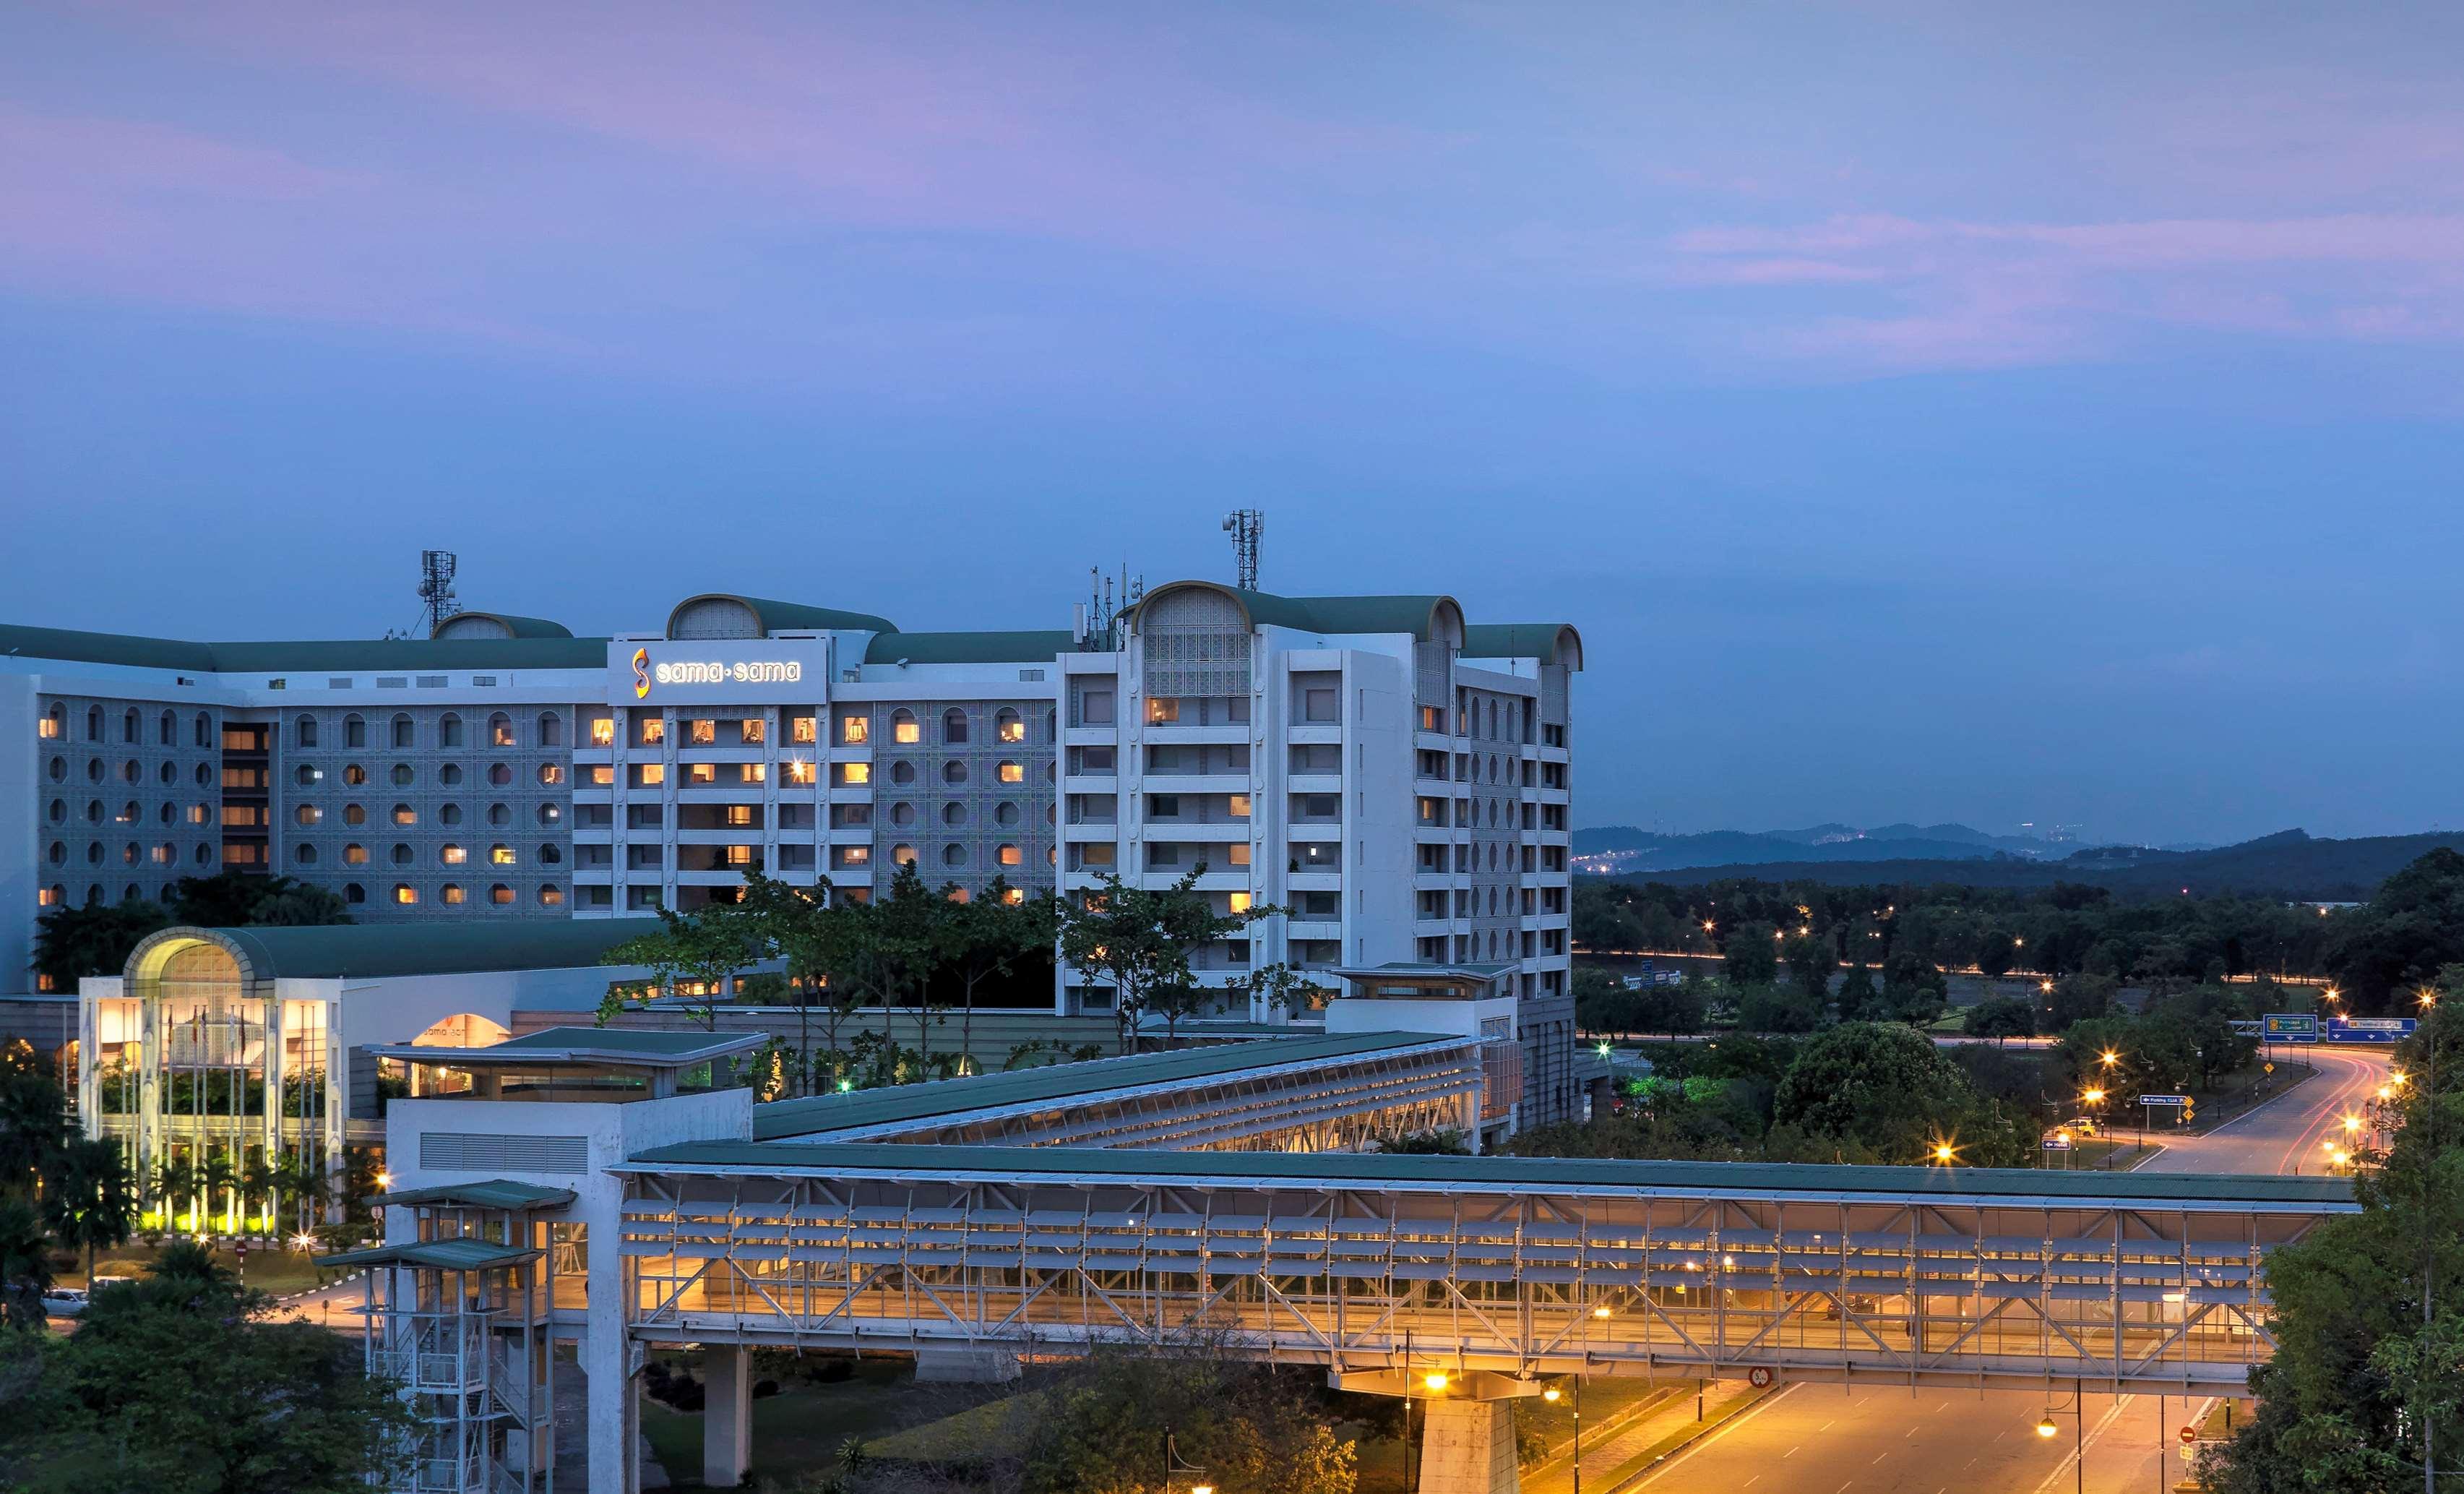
(152, 1153, 198, 1233)
(151, 1235, 233, 1287)
(41, 1137, 139, 1285)
(197, 1149, 239, 1235)
(241, 1151, 282, 1235)
(280, 1154, 334, 1234)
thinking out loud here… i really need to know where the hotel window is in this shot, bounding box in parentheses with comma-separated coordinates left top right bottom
(489, 713, 515, 747)
(837, 762, 871, 786)
(1079, 689, 1114, 726)
(391, 843, 415, 866)
(440, 804, 464, 825)
(1228, 794, 1252, 817)
(637, 715, 665, 746)
(150, 843, 173, 864)
(538, 712, 564, 747)
(122, 708, 140, 742)
(392, 804, 417, 825)
(342, 764, 367, 786)
(996, 708, 1025, 743)
(892, 710, 920, 744)
(344, 804, 368, 825)
(942, 708, 969, 744)
(588, 765, 615, 786)
(188, 804, 209, 825)
(440, 713, 465, 747)
(538, 884, 564, 907)
(1229, 892, 1252, 914)
(1002, 886, 1025, 905)
(688, 762, 717, 785)
(785, 760, 815, 785)
(290, 714, 316, 747)
(588, 716, 616, 747)
(739, 763, 766, 784)
(539, 804, 561, 826)
(723, 845, 754, 867)
(38, 885, 61, 907)
(539, 763, 566, 786)
(791, 715, 817, 744)
(890, 843, 917, 866)
(38, 705, 62, 739)
(689, 718, 716, 745)
(997, 843, 1022, 867)
(344, 714, 366, 747)
(635, 763, 666, 787)
(393, 884, 417, 905)
(739, 718, 765, 744)
(488, 763, 513, 786)
(490, 884, 514, 905)
(1146, 697, 1179, 724)
(391, 714, 415, 749)
(442, 845, 468, 864)
(344, 883, 364, 904)
(491, 844, 516, 865)
(441, 883, 465, 905)
(835, 846, 871, 867)
(723, 804, 756, 827)
(343, 843, 368, 865)
(1226, 843, 1252, 866)
(839, 714, 869, 744)
(441, 763, 465, 786)
(1304, 689, 1337, 723)
(997, 760, 1025, 784)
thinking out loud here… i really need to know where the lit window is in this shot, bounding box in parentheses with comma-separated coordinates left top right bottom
(539, 764, 565, 786)
(998, 843, 1022, 867)
(891, 843, 917, 866)
(637, 763, 666, 786)
(589, 765, 615, 786)
(723, 845, 754, 866)
(491, 844, 516, 864)
(837, 846, 871, 867)
(393, 804, 417, 825)
(187, 804, 209, 825)
(1002, 886, 1025, 905)
(38, 885, 60, 907)
(739, 718, 765, 744)
(840, 715, 869, 744)
(791, 716, 817, 744)
(740, 763, 766, 784)
(1147, 697, 1179, 724)
(490, 884, 514, 905)
(442, 845, 468, 864)
(723, 804, 755, 826)
(344, 843, 368, 865)
(393, 884, 418, 905)
(785, 760, 815, 785)
(839, 763, 871, 786)
(892, 710, 919, 744)
(689, 763, 717, 784)
(996, 710, 1025, 743)
(1228, 794, 1252, 817)
(638, 716, 666, 745)
(489, 713, 515, 747)
(1227, 843, 1252, 866)
(441, 883, 465, 904)
(589, 717, 615, 747)
(538, 884, 564, 906)
(343, 765, 367, 786)
(998, 761, 1025, 784)
(1230, 892, 1252, 913)
(689, 718, 715, 745)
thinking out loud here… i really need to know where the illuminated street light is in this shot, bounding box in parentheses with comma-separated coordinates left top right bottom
(2100, 1050, 2119, 1068)
(1543, 1386, 1562, 1404)
(1931, 1141, 1958, 1164)
(2036, 1416, 2059, 1439)
(373, 1170, 393, 1190)
(1592, 1305, 1612, 1319)
(2082, 1089, 2104, 1103)
(2419, 989, 2440, 1010)
(1595, 1042, 1613, 1059)
(2342, 1115, 2362, 1134)
(1424, 1371, 1449, 1393)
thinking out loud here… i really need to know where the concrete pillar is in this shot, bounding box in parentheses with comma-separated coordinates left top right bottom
(914, 1347, 1022, 1383)
(702, 1346, 751, 1489)
(1418, 1399, 1518, 1494)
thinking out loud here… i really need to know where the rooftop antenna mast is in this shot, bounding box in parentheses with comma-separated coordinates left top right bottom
(1222, 508, 1263, 591)
(417, 549, 459, 637)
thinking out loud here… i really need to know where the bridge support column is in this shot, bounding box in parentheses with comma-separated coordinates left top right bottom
(915, 1347, 1022, 1383)
(702, 1346, 751, 1488)
(1419, 1399, 1517, 1494)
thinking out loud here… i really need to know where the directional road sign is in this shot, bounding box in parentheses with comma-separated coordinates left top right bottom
(2140, 1094, 2189, 1107)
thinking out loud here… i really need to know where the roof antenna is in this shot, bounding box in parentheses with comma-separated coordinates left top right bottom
(417, 549, 459, 637)
(1222, 509, 1263, 591)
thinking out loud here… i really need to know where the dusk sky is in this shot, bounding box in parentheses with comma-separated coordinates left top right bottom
(5, 3, 2462, 846)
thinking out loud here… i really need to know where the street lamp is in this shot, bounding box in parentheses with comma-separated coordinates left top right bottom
(1930, 1141, 1958, 1165)
(2038, 1383, 2086, 1494)
(1163, 1430, 1207, 1494)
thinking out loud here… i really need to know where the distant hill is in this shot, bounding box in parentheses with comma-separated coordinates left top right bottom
(1575, 820, 2055, 871)
(1593, 829, 2464, 902)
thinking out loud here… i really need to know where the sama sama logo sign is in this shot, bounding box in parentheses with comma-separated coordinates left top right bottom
(629, 647, 802, 699)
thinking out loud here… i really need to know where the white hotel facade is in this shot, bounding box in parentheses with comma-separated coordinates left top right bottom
(3, 581, 1585, 1121)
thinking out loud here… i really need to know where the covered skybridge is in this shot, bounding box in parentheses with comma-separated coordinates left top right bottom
(613, 1143, 2355, 1394)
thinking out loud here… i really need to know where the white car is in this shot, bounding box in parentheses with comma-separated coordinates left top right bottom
(40, 1287, 88, 1318)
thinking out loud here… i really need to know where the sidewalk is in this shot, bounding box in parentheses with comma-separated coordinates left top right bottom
(1520, 1379, 1769, 1494)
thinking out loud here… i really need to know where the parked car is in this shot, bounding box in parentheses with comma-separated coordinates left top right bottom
(40, 1287, 88, 1318)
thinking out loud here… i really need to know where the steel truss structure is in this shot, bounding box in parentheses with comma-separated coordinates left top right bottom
(772, 1039, 1483, 1153)
(616, 1161, 2351, 1393)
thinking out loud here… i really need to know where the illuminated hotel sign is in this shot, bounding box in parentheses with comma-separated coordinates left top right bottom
(617, 643, 820, 703)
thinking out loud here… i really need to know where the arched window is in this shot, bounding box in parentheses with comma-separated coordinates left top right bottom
(441, 883, 465, 905)
(122, 708, 139, 744)
(489, 883, 514, 905)
(343, 883, 366, 904)
(942, 708, 969, 744)
(193, 712, 210, 747)
(891, 709, 919, 744)
(439, 713, 464, 748)
(45, 799, 63, 824)
(85, 705, 101, 742)
(84, 799, 102, 824)
(538, 884, 564, 907)
(42, 704, 65, 739)
(296, 843, 317, 865)
(537, 712, 563, 747)
(343, 714, 366, 748)
(391, 714, 415, 749)
(295, 714, 317, 747)
(392, 883, 418, 905)
(995, 708, 1024, 743)
(488, 713, 514, 747)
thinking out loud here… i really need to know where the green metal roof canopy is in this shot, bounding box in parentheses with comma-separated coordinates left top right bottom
(0, 624, 607, 673)
(862, 630, 1080, 666)
(127, 917, 667, 983)
(369, 1026, 770, 1069)
(665, 594, 896, 637)
(372, 1180, 578, 1211)
(324, 1237, 542, 1272)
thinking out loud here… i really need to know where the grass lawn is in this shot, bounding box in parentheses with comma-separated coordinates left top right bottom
(640, 1355, 999, 1488)
(69, 1239, 337, 1296)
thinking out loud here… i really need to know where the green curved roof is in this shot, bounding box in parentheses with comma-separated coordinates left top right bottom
(435, 611, 575, 638)
(1129, 583, 1463, 643)
(862, 630, 1078, 666)
(1463, 622, 1583, 668)
(667, 594, 896, 638)
(0, 624, 607, 673)
(127, 918, 666, 982)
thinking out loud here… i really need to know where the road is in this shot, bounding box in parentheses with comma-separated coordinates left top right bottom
(1628, 1044, 2390, 1494)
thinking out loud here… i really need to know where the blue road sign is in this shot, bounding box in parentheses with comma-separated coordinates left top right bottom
(2326, 1016, 2417, 1044)
(2139, 1094, 2189, 1107)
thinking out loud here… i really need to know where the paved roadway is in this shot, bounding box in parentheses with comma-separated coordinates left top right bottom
(1629, 1045, 2390, 1494)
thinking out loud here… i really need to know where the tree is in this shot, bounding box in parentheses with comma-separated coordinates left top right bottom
(598, 901, 767, 1031)
(1973, 930, 2015, 980)
(1237, 961, 1335, 1022)
(1736, 984, 1822, 1034)
(1634, 982, 1706, 1045)
(2, 1255, 414, 1493)
(0, 1042, 68, 1200)
(1572, 886, 1646, 953)
(1724, 922, 1780, 987)
(1783, 932, 1834, 1003)
(1572, 966, 1629, 1036)
(939, 878, 1059, 1073)
(42, 1138, 139, 1287)
(2198, 988, 2464, 1493)
(244, 883, 352, 927)
(1057, 870, 1278, 1054)
(1966, 996, 2036, 1044)
(0, 1198, 51, 1329)
(2321, 848, 2464, 1015)
(30, 894, 171, 996)
(1016, 1339, 1354, 1494)
(1833, 959, 1879, 1018)
(1770, 1021, 2025, 1165)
